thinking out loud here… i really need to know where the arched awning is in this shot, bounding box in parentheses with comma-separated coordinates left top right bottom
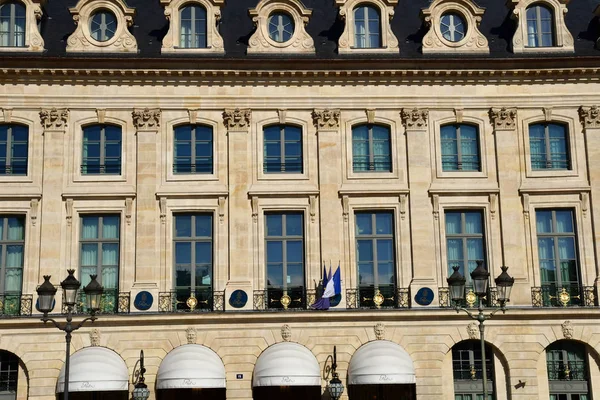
(253, 342, 320, 387)
(157, 344, 226, 389)
(348, 341, 416, 385)
(56, 347, 128, 393)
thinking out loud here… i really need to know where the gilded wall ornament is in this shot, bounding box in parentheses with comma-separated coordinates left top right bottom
(489, 107, 517, 130)
(40, 108, 69, 130)
(89, 328, 101, 346)
(281, 324, 292, 342)
(223, 108, 251, 130)
(132, 108, 161, 130)
(312, 109, 340, 130)
(561, 321, 574, 339)
(401, 108, 429, 129)
(374, 323, 385, 340)
(467, 323, 479, 340)
(186, 327, 197, 344)
(579, 106, 600, 129)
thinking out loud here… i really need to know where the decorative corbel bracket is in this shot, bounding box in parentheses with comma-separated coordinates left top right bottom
(489, 193, 497, 220)
(522, 193, 530, 220)
(432, 194, 440, 220)
(159, 197, 167, 224)
(218, 196, 226, 224)
(342, 195, 349, 223)
(399, 194, 407, 220)
(1, 108, 13, 123)
(125, 197, 133, 225)
(251, 196, 259, 223)
(309, 195, 317, 223)
(66, 198, 74, 226)
(30, 199, 39, 226)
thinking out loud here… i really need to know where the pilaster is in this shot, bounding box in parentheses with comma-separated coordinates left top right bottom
(132, 108, 161, 290)
(38, 108, 69, 284)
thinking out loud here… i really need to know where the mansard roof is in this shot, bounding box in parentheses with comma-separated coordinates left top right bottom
(5, 0, 600, 62)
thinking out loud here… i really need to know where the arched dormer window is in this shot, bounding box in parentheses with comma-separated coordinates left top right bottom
(0, 1, 25, 47)
(353, 4, 380, 48)
(526, 3, 554, 47)
(546, 341, 590, 399)
(180, 4, 207, 48)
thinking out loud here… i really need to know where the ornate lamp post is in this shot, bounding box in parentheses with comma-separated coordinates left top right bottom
(36, 270, 104, 400)
(446, 262, 514, 400)
(132, 350, 150, 400)
(327, 346, 344, 400)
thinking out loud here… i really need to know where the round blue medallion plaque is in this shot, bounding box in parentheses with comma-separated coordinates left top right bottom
(229, 290, 248, 309)
(134, 291, 153, 311)
(414, 287, 434, 306)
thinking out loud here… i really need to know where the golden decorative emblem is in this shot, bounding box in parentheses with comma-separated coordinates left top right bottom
(373, 290, 384, 308)
(558, 288, 571, 307)
(280, 294, 291, 310)
(465, 290, 477, 307)
(186, 296, 198, 310)
(470, 365, 477, 380)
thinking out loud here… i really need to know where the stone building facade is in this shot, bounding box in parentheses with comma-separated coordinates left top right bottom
(1, 0, 600, 399)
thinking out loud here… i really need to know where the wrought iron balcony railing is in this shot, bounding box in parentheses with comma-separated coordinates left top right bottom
(64, 289, 130, 315)
(0, 164, 27, 175)
(547, 361, 588, 381)
(531, 285, 596, 307)
(80, 164, 121, 175)
(158, 288, 224, 312)
(253, 287, 306, 310)
(0, 293, 32, 317)
(173, 162, 213, 174)
(346, 285, 410, 309)
(438, 286, 498, 308)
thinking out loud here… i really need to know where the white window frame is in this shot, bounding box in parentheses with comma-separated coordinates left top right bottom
(0, 0, 44, 53)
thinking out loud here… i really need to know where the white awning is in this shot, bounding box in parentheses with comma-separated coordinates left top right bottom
(348, 341, 416, 385)
(56, 347, 128, 393)
(157, 344, 226, 389)
(253, 342, 320, 387)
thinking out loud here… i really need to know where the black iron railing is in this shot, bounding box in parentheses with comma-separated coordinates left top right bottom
(266, 287, 305, 310)
(68, 289, 129, 314)
(548, 360, 588, 381)
(535, 284, 596, 307)
(158, 288, 224, 312)
(0, 293, 32, 317)
(0, 164, 27, 175)
(173, 162, 213, 174)
(80, 164, 121, 175)
(352, 161, 391, 172)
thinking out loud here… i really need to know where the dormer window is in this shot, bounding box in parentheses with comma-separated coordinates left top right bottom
(336, 0, 398, 54)
(440, 13, 465, 42)
(526, 3, 554, 47)
(354, 5, 380, 48)
(0, 0, 44, 52)
(268, 12, 294, 43)
(180, 4, 207, 48)
(508, 0, 573, 54)
(90, 10, 117, 42)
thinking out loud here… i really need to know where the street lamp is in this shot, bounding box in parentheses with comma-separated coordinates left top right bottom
(327, 346, 344, 400)
(36, 270, 104, 400)
(446, 262, 514, 400)
(132, 350, 150, 400)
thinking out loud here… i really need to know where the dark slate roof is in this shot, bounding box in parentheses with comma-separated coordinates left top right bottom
(23, 0, 600, 59)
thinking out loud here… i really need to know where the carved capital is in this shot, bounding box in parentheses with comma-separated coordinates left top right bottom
(40, 108, 69, 130)
(223, 108, 251, 131)
(132, 108, 161, 130)
(489, 107, 517, 131)
(312, 109, 340, 130)
(401, 108, 429, 129)
(579, 106, 600, 130)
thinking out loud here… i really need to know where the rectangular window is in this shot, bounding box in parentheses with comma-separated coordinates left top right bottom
(536, 209, 581, 306)
(0, 124, 28, 175)
(529, 123, 569, 170)
(441, 124, 480, 171)
(526, 5, 554, 47)
(445, 210, 486, 286)
(352, 124, 391, 172)
(173, 214, 213, 311)
(355, 211, 395, 307)
(174, 125, 213, 174)
(80, 215, 119, 312)
(263, 125, 303, 173)
(265, 212, 305, 309)
(0, 215, 24, 296)
(82, 125, 122, 175)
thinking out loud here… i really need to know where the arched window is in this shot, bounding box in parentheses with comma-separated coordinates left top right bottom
(352, 124, 391, 172)
(526, 4, 554, 47)
(174, 124, 213, 174)
(546, 341, 590, 400)
(353, 5, 380, 48)
(268, 12, 294, 43)
(263, 124, 302, 173)
(441, 123, 480, 171)
(0, 1, 25, 47)
(90, 9, 117, 42)
(180, 4, 207, 48)
(0, 350, 19, 399)
(0, 124, 28, 175)
(453, 340, 495, 399)
(529, 122, 569, 170)
(82, 124, 122, 175)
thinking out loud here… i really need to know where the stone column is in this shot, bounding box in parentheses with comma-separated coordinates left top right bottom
(312, 109, 342, 298)
(132, 108, 161, 292)
(38, 108, 69, 283)
(489, 108, 529, 304)
(402, 108, 437, 300)
(223, 109, 254, 310)
(579, 105, 600, 298)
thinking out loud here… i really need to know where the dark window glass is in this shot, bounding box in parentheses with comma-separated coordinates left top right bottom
(90, 10, 117, 42)
(526, 4, 554, 47)
(352, 124, 391, 172)
(0, 1, 25, 47)
(0, 351, 18, 396)
(441, 124, 480, 171)
(82, 125, 122, 175)
(440, 13, 466, 42)
(268, 12, 294, 43)
(180, 5, 207, 48)
(174, 124, 213, 174)
(263, 125, 303, 173)
(0, 124, 28, 175)
(547, 341, 590, 400)
(445, 210, 485, 286)
(354, 5, 380, 48)
(529, 123, 569, 170)
(453, 341, 495, 400)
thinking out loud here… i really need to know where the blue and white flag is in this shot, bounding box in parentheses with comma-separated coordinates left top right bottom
(311, 264, 341, 310)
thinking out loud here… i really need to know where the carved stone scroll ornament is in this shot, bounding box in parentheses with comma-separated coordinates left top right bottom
(579, 106, 600, 130)
(561, 320, 574, 339)
(374, 323, 385, 340)
(489, 107, 517, 131)
(132, 108, 161, 130)
(223, 108, 251, 131)
(281, 324, 292, 342)
(401, 108, 429, 129)
(40, 108, 69, 130)
(312, 109, 340, 130)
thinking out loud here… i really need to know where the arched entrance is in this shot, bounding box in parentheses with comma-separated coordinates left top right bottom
(55, 347, 128, 400)
(252, 342, 321, 400)
(347, 341, 416, 400)
(156, 344, 226, 400)
(0, 350, 27, 400)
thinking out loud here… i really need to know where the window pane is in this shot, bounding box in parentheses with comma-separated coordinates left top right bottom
(175, 215, 192, 237)
(555, 210, 574, 233)
(5, 245, 23, 268)
(267, 263, 283, 287)
(81, 217, 99, 239)
(286, 241, 303, 263)
(81, 244, 98, 266)
(356, 214, 372, 235)
(102, 243, 119, 266)
(266, 214, 282, 236)
(196, 264, 211, 286)
(357, 240, 373, 262)
(376, 213, 392, 234)
(536, 210, 552, 233)
(195, 242, 212, 264)
(175, 242, 191, 264)
(102, 216, 119, 239)
(445, 212, 461, 234)
(195, 215, 212, 237)
(6, 217, 24, 240)
(286, 214, 303, 236)
(266, 241, 283, 263)
(175, 265, 191, 287)
(465, 212, 482, 234)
